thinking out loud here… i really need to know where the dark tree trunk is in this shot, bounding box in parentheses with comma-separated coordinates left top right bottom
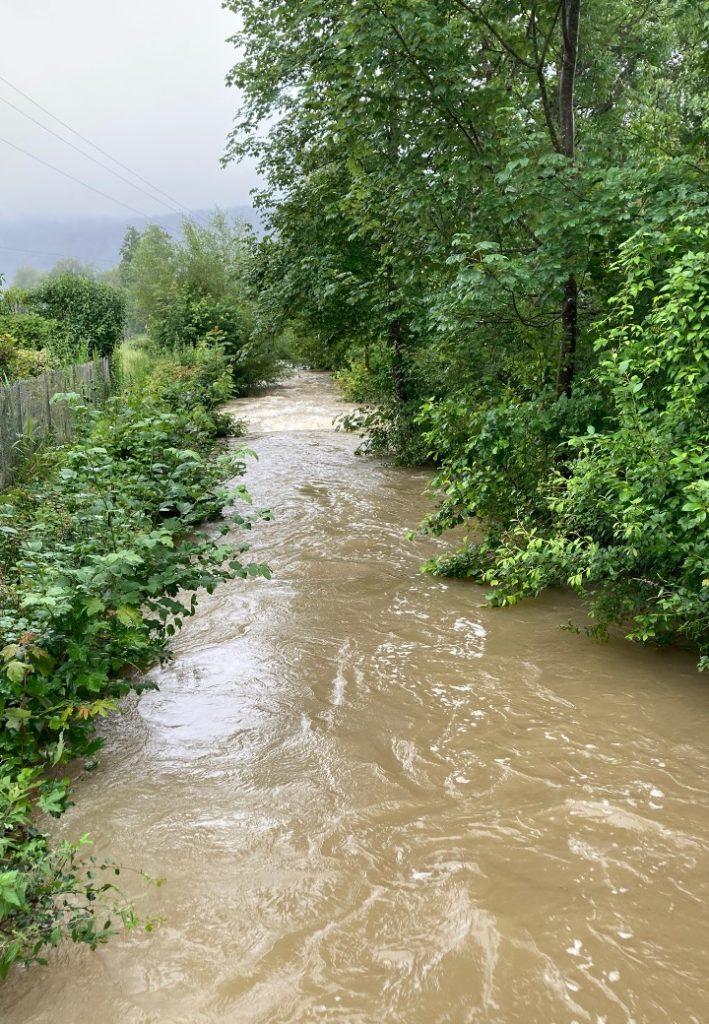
(555, 0, 581, 400)
(388, 317, 407, 406)
(556, 273, 578, 399)
(558, 0, 581, 161)
(383, 108, 407, 409)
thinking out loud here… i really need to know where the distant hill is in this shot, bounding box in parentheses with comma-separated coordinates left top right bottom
(0, 205, 261, 284)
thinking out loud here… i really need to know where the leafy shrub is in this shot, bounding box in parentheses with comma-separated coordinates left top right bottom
(424, 216, 709, 668)
(333, 344, 389, 403)
(0, 312, 64, 354)
(335, 344, 431, 464)
(419, 385, 609, 542)
(338, 400, 429, 465)
(27, 275, 126, 358)
(0, 356, 269, 973)
(0, 333, 57, 382)
(0, 769, 138, 978)
(151, 293, 282, 394)
(142, 342, 235, 413)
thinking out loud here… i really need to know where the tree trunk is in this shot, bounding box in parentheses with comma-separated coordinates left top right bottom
(388, 317, 407, 406)
(558, 0, 581, 162)
(555, 0, 581, 400)
(383, 107, 407, 408)
(556, 273, 578, 399)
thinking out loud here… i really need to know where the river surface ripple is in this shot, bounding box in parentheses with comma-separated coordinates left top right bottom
(3, 372, 709, 1024)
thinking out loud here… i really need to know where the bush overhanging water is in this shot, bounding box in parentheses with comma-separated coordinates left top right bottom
(0, 344, 269, 976)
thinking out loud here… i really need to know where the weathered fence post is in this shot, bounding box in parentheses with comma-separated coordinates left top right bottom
(0, 358, 112, 489)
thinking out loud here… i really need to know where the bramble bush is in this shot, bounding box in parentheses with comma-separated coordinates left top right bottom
(0, 345, 269, 974)
(0, 769, 140, 978)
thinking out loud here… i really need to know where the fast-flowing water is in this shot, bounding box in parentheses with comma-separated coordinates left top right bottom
(3, 372, 709, 1024)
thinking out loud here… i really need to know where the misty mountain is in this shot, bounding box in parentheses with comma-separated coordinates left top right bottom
(0, 206, 261, 284)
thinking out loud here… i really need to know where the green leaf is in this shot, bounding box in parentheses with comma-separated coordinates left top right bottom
(115, 606, 142, 626)
(6, 661, 27, 685)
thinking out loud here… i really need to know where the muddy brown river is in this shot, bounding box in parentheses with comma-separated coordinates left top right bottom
(3, 372, 709, 1024)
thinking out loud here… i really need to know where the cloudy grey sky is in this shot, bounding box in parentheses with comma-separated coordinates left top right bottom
(0, 0, 258, 222)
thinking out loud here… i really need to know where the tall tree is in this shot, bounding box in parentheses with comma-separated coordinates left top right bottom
(556, 0, 582, 398)
(118, 226, 142, 286)
(225, 1, 677, 402)
(224, 0, 709, 661)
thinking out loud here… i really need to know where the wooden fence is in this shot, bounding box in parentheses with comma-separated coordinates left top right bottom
(0, 357, 111, 489)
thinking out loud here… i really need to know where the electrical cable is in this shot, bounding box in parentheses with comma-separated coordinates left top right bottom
(0, 72, 195, 218)
(0, 245, 115, 267)
(0, 134, 153, 219)
(0, 93, 183, 216)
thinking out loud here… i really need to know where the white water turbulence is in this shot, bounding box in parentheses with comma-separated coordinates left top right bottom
(3, 372, 709, 1024)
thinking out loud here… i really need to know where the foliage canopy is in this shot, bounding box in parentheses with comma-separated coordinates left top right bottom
(224, 0, 709, 664)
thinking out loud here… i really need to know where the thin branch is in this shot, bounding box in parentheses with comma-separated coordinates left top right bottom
(529, 3, 562, 152)
(368, 0, 484, 155)
(449, 0, 535, 70)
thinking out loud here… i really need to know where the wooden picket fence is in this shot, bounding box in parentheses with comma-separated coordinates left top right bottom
(0, 356, 111, 489)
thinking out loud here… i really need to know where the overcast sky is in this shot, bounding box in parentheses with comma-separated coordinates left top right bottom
(0, 0, 259, 222)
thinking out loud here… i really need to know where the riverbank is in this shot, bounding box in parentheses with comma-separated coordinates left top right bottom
(2, 372, 707, 1024)
(0, 345, 267, 975)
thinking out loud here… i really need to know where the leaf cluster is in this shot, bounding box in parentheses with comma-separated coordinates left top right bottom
(0, 345, 268, 973)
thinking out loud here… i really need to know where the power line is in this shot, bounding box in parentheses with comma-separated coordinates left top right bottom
(0, 134, 153, 219)
(0, 245, 116, 267)
(0, 72, 195, 218)
(0, 93, 183, 217)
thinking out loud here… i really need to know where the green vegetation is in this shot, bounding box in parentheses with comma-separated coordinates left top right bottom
(0, 342, 269, 974)
(0, 202, 287, 975)
(225, 0, 709, 666)
(0, 273, 126, 381)
(1, 211, 287, 392)
(26, 274, 126, 359)
(3, 0, 708, 979)
(121, 212, 286, 393)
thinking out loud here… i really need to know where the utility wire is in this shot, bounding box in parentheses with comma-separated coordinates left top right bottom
(0, 72, 195, 218)
(0, 134, 153, 219)
(0, 245, 115, 267)
(0, 93, 183, 216)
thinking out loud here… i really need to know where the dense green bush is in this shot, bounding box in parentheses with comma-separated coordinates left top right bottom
(123, 215, 285, 394)
(151, 291, 244, 352)
(0, 348, 268, 973)
(139, 342, 235, 412)
(0, 304, 67, 382)
(419, 385, 609, 544)
(150, 293, 279, 393)
(333, 345, 389, 403)
(153, 293, 284, 394)
(0, 310, 63, 353)
(423, 216, 709, 667)
(0, 333, 57, 382)
(27, 274, 126, 358)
